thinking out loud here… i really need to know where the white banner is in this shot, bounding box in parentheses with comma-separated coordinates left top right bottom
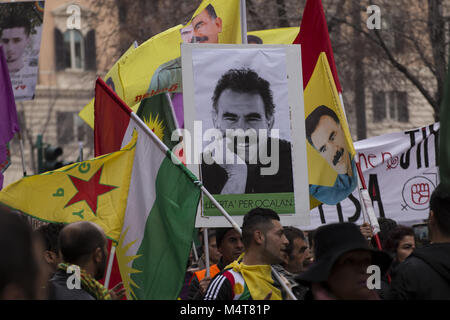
(306, 123, 440, 230)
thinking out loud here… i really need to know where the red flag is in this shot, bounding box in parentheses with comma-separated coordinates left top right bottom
(293, 0, 342, 92)
(94, 77, 133, 298)
(94, 78, 132, 157)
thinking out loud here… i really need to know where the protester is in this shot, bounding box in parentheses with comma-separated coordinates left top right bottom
(187, 228, 244, 300)
(0, 206, 47, 299)
(388, 185, 450, 299)
(196, 229, 221, 269)
(384, 226, 416, 263)
(359, 222, 374, 243)
(296, 222, 392, 300)
(48, 221, 126, 300)
(273, 226, 311, 299)
(371, 217, 398, 248)
(204, 208, 288, 300)
(375, 225, 415, 299)
(35, 223, 65, 279)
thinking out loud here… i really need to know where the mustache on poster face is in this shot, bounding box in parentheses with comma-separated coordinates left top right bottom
(333, 148, 344, 166)
(191, 36, 209, 42)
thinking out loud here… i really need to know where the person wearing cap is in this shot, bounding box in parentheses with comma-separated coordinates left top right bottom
(186, 228, 244, 300)
(388, 185, 450, 300)
(295, 222, 392, 300)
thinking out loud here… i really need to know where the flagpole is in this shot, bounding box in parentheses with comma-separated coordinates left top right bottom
(339, 95, 383, 249)
(165, 92, 183, 139)
(240, 0, 248, 44)
(17, 132, 26, 176)
(104, 245, 116, 289)
(192, 241, 199, 262)
(203, 228, 210, 278)
(128, 111, 297, 300)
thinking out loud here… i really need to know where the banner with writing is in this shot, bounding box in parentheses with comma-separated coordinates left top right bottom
(306, 123, 439, 230)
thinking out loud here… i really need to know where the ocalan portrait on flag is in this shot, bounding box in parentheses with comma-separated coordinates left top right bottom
(304, 53, 357, 207)
(0, 1, 45, 101)
(182, 44, 310, 228)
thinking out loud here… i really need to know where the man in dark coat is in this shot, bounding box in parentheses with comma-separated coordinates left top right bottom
(388, 184, 450, 300)
(48, 221, 125, 300)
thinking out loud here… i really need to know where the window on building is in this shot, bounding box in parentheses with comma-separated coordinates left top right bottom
(381, 13, 405, 54)
(54, 28, 96, 71)
(64, 29, 84, 70)
(372, 91, 408, 123)
(372, 91, 386, 122)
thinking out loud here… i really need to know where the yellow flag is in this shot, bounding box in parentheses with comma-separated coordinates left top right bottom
(79, 43, 137, 129)
(0, 135, 137, 242)
(304, 53, 356, 208)
(247, 27, 299, 45)
(117, 0, 241, 111)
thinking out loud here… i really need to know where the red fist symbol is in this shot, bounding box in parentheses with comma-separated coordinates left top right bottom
(411, 183, 430, 205)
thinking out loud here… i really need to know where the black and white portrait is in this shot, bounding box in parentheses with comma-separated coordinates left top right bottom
(192, 48, 293, 195)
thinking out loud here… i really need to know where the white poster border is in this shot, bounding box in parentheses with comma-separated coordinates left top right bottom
(181, 43, 310, 228)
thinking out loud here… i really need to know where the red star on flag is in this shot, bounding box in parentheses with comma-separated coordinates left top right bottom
(65, 166, 117, 215)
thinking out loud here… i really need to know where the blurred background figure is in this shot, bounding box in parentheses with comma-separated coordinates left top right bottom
(0, 206, 47, 299)
(34, 223, 65, 279)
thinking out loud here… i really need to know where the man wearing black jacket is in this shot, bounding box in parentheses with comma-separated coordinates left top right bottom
(389, 184, 450, 300)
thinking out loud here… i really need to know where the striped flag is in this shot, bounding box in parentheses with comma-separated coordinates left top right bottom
(94, 78, 201, 300)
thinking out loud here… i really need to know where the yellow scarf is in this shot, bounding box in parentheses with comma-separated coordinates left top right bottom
(226, 260, 282, 300)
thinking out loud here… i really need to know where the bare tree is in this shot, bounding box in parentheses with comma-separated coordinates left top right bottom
(332, 0, 449, 121)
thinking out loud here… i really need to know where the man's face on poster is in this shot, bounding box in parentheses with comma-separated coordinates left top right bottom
(310, 114, 351, 175)
(212, 89, 274, 162)
(191, 8, 222, 44)
(1, 27, 30, 70)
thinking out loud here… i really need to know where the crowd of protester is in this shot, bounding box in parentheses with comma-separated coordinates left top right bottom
(0, 184, 449, 300)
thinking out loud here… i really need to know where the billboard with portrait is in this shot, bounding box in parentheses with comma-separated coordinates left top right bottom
(181, 44, 309, 228)
(0, 1, 45, 101)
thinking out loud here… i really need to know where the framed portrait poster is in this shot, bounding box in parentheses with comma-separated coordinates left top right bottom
(181, 44, 309, 228)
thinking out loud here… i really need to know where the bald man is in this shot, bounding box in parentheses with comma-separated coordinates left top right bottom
(48, 221, 125, 300)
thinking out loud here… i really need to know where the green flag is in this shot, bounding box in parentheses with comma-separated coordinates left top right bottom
(136, 93, 179, 150)
(440, 59, 450, 192)
(115, 128, 201, 300)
